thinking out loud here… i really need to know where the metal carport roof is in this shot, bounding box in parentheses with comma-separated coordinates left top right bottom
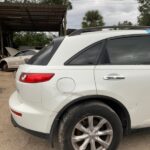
(0, 2, 67, 32)
(0, 2, 67, 55)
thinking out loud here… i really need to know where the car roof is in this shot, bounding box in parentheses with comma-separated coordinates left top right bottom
(68, 29, 149, 39)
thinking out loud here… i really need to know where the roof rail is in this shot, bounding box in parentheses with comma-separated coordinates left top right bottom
(69, 26, 150, 36)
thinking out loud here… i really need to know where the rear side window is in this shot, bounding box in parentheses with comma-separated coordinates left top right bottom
(65, 42, 103, 65)
(104, 35, 150, 65)
(28, 37, 64, 65)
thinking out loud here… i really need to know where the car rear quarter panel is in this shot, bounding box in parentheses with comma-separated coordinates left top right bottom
(41, 66, 97, 112)
(15, 65, 97, 132)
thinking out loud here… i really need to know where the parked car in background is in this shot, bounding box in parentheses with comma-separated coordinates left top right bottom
(0, 47, 18, 62)
(0, 47, 38, 71)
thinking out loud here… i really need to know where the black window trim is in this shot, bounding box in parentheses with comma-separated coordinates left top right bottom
(64, 33, 150, 66)
(64, 40, 106, 65)
(107, 33, 148, 41)
(98, 34, 150, 65)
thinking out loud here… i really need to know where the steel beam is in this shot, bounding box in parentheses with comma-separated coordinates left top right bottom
(0, 24, 4, 55)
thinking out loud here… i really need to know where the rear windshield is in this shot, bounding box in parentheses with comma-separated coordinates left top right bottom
(28, 37, 64, 65)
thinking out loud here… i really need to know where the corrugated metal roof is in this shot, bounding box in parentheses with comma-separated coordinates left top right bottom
(0, 2, 67, 31)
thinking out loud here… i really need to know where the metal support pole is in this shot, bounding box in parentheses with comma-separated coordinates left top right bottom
(0, 24, 4, 55)
(59, 23, 64, 36)
(64, 13, 67, 36)
(64, 0, 67, 36)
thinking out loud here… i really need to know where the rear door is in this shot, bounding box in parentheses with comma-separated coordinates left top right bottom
(94, 35, 150, 128)
(63, 41, 105, 98)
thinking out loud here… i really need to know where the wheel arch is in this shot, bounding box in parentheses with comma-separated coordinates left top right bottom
(0, 60, 7, 68)
(49, 95, 131, 147)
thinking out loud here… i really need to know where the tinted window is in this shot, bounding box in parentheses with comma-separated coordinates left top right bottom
(24, 50, 37, 56)
(67, 43, 103, 65)
(14, 51, 26, 57)
(28, 37, 64, 65)
(104, 36, 150, 65)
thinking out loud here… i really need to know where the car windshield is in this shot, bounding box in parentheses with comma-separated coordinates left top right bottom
(14, 51, 26, 57)
(14, 50, 37, 57)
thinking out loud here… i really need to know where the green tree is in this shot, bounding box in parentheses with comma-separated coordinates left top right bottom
(118, 21, 133, 26)
(39, 0, 72, 9)
(138, 0, 150, 25)
(13, 32, 52, 47)
(39, 0, 72, 35)
(82, 10, 105, 28)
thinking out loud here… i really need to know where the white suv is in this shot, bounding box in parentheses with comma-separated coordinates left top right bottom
(9, 27, 150, 150)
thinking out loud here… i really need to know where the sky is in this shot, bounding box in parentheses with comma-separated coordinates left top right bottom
(67, 0, 139, 29)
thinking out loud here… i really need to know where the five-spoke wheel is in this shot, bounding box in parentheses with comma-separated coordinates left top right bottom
(59, 102, 123, 150)
(72, 116, 113, 150)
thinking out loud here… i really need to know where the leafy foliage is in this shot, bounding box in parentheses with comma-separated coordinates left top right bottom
(82, 10, 105, 28)
(138, 0, 150, 25)
(13, 32, 52, 47)
(4, 0, 72, 9)
(39, 0, 72, 10)
(118, 21, 133, 26)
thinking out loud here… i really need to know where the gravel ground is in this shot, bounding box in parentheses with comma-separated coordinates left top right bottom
(1, 71, 150, 150)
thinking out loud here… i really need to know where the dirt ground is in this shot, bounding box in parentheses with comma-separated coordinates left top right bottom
(1, 71, 150, 150)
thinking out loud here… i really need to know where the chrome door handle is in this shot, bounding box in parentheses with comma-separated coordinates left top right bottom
(103, 75, 125, 80)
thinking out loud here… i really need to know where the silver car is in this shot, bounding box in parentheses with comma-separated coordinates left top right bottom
(0, 47, 38, 71)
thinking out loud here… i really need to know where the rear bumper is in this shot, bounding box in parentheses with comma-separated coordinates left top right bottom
(11, 115, 18, 127)
(11, 115, 49, 138)
(9, 91, 56, 134)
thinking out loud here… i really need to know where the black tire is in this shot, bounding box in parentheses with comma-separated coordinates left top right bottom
(59, 102, 123, 150)
(2, 63, 8, 71)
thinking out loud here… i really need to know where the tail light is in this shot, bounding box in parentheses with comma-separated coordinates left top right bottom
(11, 109, 22, 117)
(19, 73, 54, 83)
